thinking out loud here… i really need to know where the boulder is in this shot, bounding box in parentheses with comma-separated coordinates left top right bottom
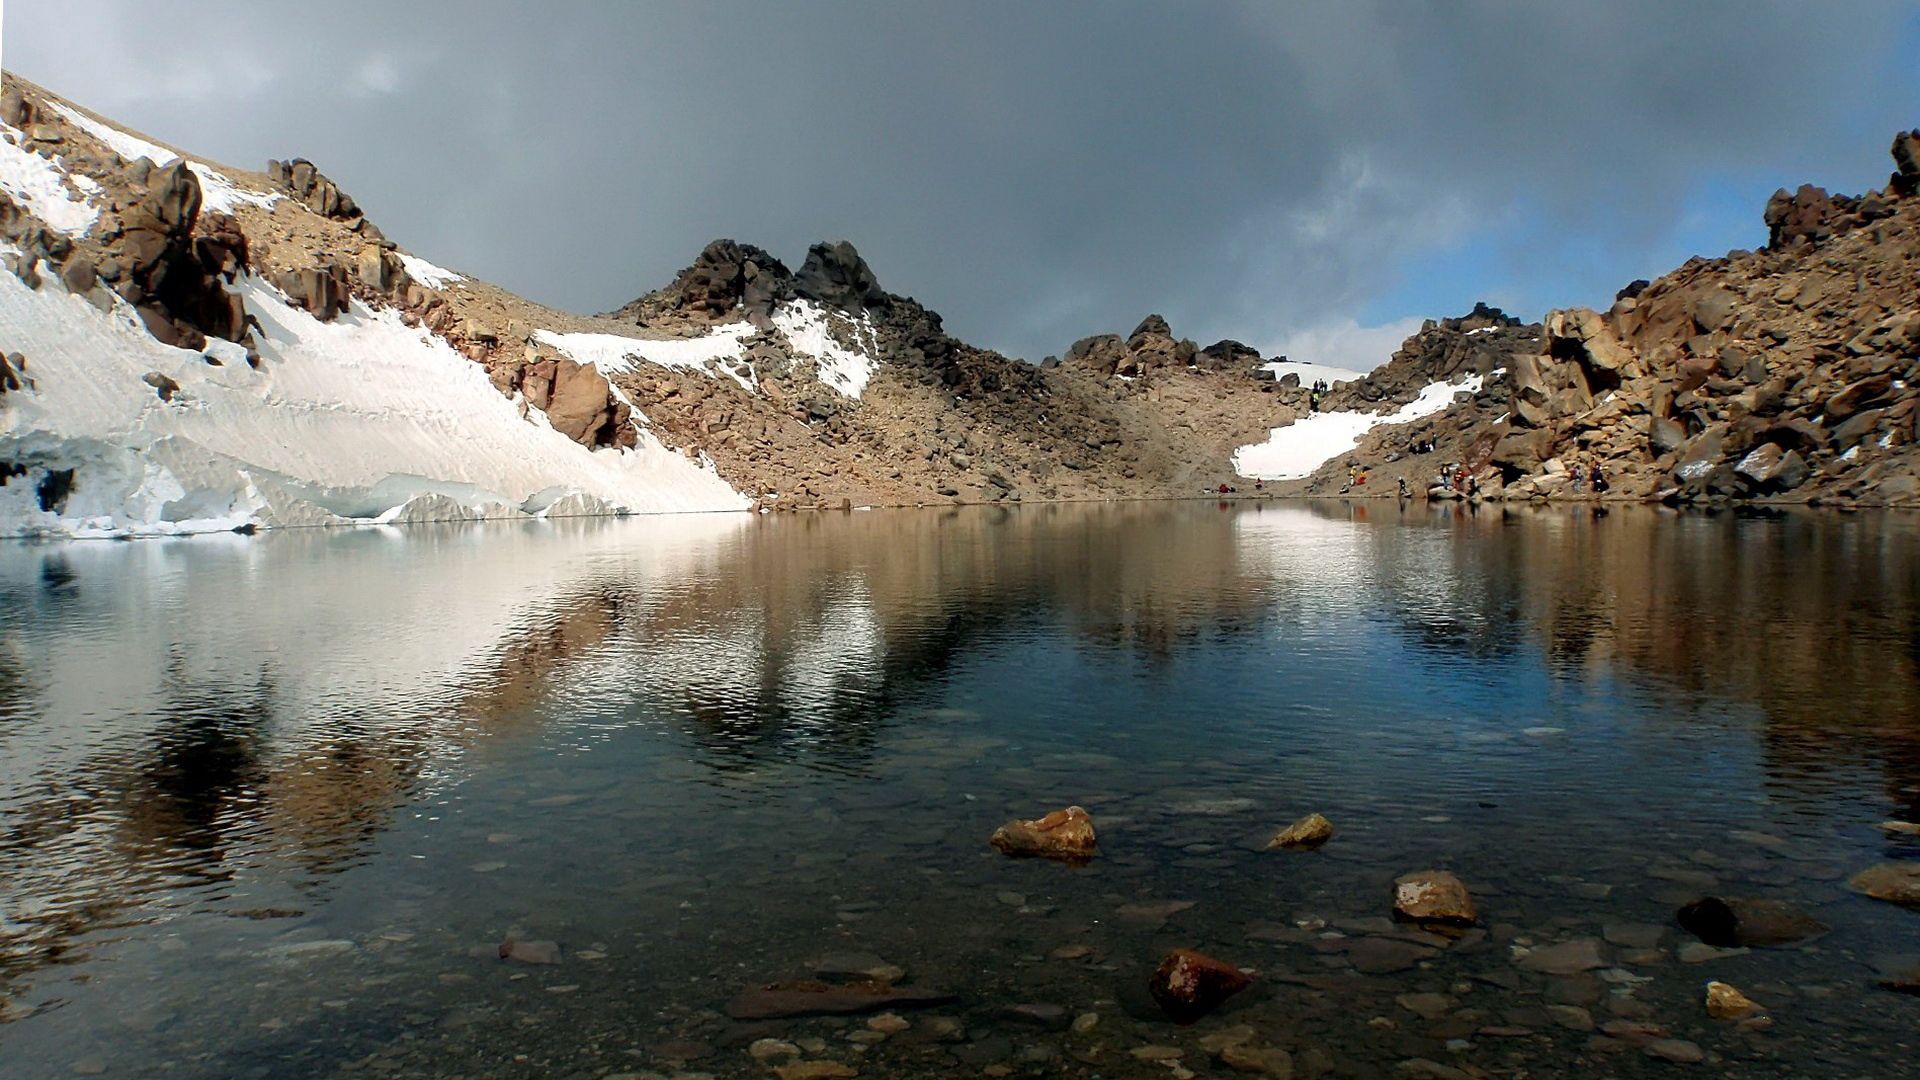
(1147, 948, 1252, 1024)
(1691, 288, 1739, 333)
(794, 240, 885, 312)
(1766, 184, 1842, 247)
(1676, 896, 1828, 947)
(1545, 308, 1639, 380)
(1825, 374, 1895, 421)
(1892, 129, 1920, 197)
(1267, 813, 1334, 850)
(1517, 939, 1607, 976)
(1733, 442, 1809, 493)
(1850, 864, 1920, 907)
(1705, 981, 1762, 1020)
(989, 806, 1096, 861)
(1393, 870, 1476, 927)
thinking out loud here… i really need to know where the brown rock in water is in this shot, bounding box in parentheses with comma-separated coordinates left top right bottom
(726, 980, 955, 1020)
(1705, 980, 1763, 1019)
(1148, 948, 1253, 1025)
(1851, 864, 1920, 906)
(1267, 813, 1334, 850)
(1881, 821, 1920, 839)
(1677, 896, 1828, 947)
(497, 937, 559, 964)
(989, 805, 1096, 861)
(1393, 870, 1476, 927)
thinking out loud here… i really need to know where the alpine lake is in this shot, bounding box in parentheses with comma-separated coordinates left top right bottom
(2, 500, 1918, 1079)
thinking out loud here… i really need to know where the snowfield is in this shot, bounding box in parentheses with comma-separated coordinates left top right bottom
(540, 299, 882, 400)
(0, 255, 749, 538)
(774, 299, 879, 399)
(397, 254, 464, 289)
(1232, 374, 1487, 481)
(44, 103, 278, 216)
(0, 124, 99, 235)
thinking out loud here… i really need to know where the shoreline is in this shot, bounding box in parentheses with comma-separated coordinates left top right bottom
(9, 488, 1918, 545)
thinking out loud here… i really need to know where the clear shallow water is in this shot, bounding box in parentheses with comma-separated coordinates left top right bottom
(0, 501, 1917, 1078)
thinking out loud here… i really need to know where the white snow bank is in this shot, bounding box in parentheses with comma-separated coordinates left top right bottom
(0, 260, 748, 538)
(539, 300, 883, 400)
(1260, 359, 1369, 386)
(1232, 374, 1485, 481)
(188, 163, 279, 214)
(774, 300, 880, 399)
(398, 253, 464, 289)
(0, 127, 99, 235)
(45, 102, 277, 216)
(47, 102, 178, 164)
(537, 321, 759, 390)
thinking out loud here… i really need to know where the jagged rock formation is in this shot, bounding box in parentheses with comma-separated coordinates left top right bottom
(1294, 131, 1920, 507)
(5, 70, 1915, 533)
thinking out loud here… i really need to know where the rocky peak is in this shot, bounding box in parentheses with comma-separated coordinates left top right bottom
(615, 239, 794, 328)
(266, 158, 382, 241)
(793, 240, 886, 312)
(1890, 129, 1919, 196)
(1064, 314, 1199, 379)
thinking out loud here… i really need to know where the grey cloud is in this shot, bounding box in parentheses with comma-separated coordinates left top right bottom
(10, 1, 1918, 365)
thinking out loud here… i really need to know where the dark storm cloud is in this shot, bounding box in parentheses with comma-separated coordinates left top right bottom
(10, 1, 1919, 366)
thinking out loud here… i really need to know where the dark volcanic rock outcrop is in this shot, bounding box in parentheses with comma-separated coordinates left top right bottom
(614, 239, 795, 328)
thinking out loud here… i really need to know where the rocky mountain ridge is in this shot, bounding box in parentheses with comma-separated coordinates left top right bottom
(1, 71, 1915, 535)
(1287, 131, 1920, 507)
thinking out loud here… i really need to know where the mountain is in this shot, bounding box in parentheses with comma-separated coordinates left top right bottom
(0, 72, 1915, 537)
(1261, 134, 1920, 507)
(0, 75, 1322, 537)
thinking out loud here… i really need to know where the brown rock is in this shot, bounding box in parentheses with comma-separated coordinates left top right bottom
(1850, 863, 1920, 906)
(1705, 981, 1762, 1020)
(1148, 948, 1252, 1024)
(1268, 813, 1334, 850)
(725, 980, 955, 1020)
(990, 805, 1096, 861)
(1676, 896, 1828, 947)
(1517, 939, 1607, 976)
(1393, 870, 1476, 927)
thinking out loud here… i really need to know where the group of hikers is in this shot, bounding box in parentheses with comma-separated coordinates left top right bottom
(1305, 380, 1331, 415)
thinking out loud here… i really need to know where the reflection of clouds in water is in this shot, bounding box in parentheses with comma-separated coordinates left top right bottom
(0, 514, 754, 970)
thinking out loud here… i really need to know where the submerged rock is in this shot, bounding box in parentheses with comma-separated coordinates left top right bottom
(1676, 896, 1828, 947)
(1267, 813, 1335, 850)
(726, 980, 955, 1020)
(1705, 981, 1763, 1019)
(1851, 864, 1920, 906)
(990, 806, 1096, 861)
(1517, 939, 1607, 976)
(1393, 870, 1476, 927)
(1148, 948, 1253, 1024)
(497, 937, 560, 965)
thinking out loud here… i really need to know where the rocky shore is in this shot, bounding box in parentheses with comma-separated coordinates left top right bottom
(1282, 132, 1920, 509)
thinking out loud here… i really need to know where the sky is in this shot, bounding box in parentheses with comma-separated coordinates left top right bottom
(7, 1, 1920, 370)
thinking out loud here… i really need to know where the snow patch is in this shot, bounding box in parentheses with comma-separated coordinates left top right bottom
(0, 266, 748, 538)
(188, 163, 279, 215)
(773, 300, 880, 399)
(0, 127, 99, 235)
(47, 102, 178, 164)
(1233, 374, 1486, 481)
(537, 322, 759, 390)
(398, 253, 464, 289)
(1259, 359, 1368, 386)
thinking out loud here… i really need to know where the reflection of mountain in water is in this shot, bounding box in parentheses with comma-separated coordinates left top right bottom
(3, 503, 1918, 985)
(1296, 500, 1920, 817)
